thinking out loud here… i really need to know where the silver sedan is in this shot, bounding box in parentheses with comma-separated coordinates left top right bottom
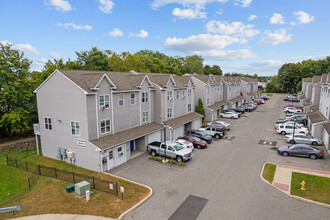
(285, 134, 323, 146)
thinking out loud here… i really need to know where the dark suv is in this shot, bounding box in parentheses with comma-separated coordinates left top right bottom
(185, 129, 213, 144)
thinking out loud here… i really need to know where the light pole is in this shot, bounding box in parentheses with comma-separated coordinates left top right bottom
(162, 123, 168, 162)
(292, 118, 297, 143)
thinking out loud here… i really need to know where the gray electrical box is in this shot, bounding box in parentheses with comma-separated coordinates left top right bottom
(75, 181, 90, 196)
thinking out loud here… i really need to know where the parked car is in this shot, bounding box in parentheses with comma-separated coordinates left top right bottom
(261, 94, 270, 100)
(242, 104, 254, 112)
(286, 104, 304, 111)
(276, 118, 307, 127)
(285, 134, 323, 146)
(175, 139, 194, 150)
(199, 126, 224, 139)
(232, 107, 245, 114)
(178, 136, 208, 149)
(284, 107, 302, 113)
(207, 121, 231, 130)
(253, 99, 264, 104)
(277, 144, 324, 160)
(224, 109, 241, 117)
(220, 111, 239, 119)
(283, 95, 297, 101)
(276, 123, 308, 135)
(287, 97, 300, 102)
(202, 123, 227, 134)
(185, 130, 213, 144)
(275, 121, 305, 129)
(147, 141, 193, 162)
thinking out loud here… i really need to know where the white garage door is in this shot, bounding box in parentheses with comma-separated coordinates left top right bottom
(192, 119, 201, 129)
(148, 131, 161, 143)
(323, 131, 329, 150)
(173, 126, 183, 140)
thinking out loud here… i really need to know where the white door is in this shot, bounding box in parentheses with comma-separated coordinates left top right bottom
(107, 149, 115, 170)
(148, 131, 161, 143)
(192, 119, 200, 129)
(115, 144, 126, 167)
(323, 131, 329, 150)
(173, 126, 183, 140)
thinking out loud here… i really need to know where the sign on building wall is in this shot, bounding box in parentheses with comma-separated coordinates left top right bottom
(77, 139, 86, 147)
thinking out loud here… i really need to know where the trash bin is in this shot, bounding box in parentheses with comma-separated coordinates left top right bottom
(66, 184, 75, 193)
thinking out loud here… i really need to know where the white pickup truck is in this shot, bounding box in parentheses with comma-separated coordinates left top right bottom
(147, 141, 193, 162)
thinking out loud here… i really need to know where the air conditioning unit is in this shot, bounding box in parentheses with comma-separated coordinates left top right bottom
(66, 150, 74, 158)
(99, 106, 105, 111)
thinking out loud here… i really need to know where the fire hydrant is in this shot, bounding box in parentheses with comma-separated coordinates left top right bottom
(300, 180, 306, 191)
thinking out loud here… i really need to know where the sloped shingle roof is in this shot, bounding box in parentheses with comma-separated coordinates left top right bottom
(164, 112, 203, 128)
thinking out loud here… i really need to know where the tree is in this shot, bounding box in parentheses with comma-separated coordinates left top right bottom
(195, 98, 205, 120)
(106, 51, 149, 72)
(278, 63, 302, 93)
(182, 55, 204, 75)
(76, 47, 112, 71)
(265, 75, 284, 93)
(0, 43, 34, 136)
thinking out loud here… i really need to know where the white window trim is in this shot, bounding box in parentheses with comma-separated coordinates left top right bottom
(142, 111, 149, 123)
(176, 90, 180, 99)
(99, 94, 110, 109)
(44, 117, 52, 131)
(130, 92, 136, 105)
(188, 103, 192, 112)
(142, 91, 149, 103)
(167, 107, 173, 118)
(167, 90, 173, 101)
(188, 89, 191, 98)
(100, 119, 111, 134)
(70, 121, 80, 136)
(118, 93, 124, 107)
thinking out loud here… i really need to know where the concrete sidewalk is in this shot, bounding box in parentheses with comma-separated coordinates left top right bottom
(14, 214, 114, 220)
(272, 164, 330, 195)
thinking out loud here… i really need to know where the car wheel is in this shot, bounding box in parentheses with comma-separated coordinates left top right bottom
(231, 116, 234, 119)
(311, 141, 318, 146)
(215, 134, 220, 139)
(286, 110, 289, 113)
(280, 131, 286, 135)
(290, 140, 295, 144)
(176, 156, 183, 162)
(309, 154, 317, 160)
(220, 115, 223, 118)
(282, 151, 289, 157)
(300, 132, 305, 134)
(151, 150, 156, 157)
(196, 144, 201, 149)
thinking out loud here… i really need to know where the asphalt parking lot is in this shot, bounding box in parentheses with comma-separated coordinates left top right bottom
(109, 94, 330, 220)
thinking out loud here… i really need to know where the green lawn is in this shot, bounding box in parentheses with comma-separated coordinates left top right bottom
(0, 147, 150, 219)
(262, 163, 276, 183)
(291, 172, 330, 205)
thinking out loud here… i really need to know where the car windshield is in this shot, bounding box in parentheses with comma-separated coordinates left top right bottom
(173, 144, 183, 151)
(193, 137, 202, 142)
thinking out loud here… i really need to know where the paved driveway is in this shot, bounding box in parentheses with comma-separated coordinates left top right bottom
(109, 94, 330, 220)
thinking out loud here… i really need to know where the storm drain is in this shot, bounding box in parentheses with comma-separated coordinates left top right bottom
(258, 140, 277, 146)
(224, 136, 235, 141)
(169, 195, 208, 220)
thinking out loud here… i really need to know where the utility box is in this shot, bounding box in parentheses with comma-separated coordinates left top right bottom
(66, 184, 75, 193)
(75, 181, 90, 196)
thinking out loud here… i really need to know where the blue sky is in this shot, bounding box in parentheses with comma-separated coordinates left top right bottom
(1, 0, 329, 76)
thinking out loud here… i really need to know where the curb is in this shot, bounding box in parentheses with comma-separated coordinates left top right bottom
(102, 172, 153, 219)
(260, 162, 330, 209)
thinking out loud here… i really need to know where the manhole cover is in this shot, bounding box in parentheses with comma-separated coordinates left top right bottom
(258, 140, 277, 146)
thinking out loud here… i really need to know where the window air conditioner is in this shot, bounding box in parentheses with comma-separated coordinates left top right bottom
(99, 106, 105, 111)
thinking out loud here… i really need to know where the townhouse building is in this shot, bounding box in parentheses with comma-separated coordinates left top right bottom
(35, 70, 202, 172)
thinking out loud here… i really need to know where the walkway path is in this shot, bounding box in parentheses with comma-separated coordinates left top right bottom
(272, 164, 330, 195)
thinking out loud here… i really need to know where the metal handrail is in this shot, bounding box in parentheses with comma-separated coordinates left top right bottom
(0, 203, 22, 214)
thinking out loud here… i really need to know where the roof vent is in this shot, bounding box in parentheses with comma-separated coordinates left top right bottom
(129, 70, 139, 75)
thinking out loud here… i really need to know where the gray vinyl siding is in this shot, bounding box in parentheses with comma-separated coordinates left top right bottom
(153, 85, 162, 124)
(87, 95, 97, 140)
(36, 71, 100, 172)
(174, 88, 187, 117)
(192, 78, 207, 107)
(166, 83, 175, 120)
(96, 79, 113, 136)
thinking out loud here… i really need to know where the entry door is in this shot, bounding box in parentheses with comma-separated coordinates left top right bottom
(130, 140, 135, 152)
(107, 150, 115, 170)
(115, 145, 126, 166)
(102, 152, 107, 172)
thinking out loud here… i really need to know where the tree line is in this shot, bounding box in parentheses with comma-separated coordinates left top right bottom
(266, 56, 330, 94)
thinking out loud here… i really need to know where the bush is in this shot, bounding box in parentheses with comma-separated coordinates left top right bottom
(195, 98, 205, 120)
(271, 146, 278, 150)
(157, 157, 163, 162)
(177, 162, 185, 167)
(149, 156, 156, 160)
(170, 160, 175, 165)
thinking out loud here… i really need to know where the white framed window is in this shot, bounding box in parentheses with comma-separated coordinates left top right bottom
(99, 95, 110, 108)
(118, 93, 124, 106)
(188, 104, 192, 112)
(44, 117, 52, 130)
(142, 111, 149, 123)
(130, 92, 136, 105)
(142, 92, 149, 103)
(71, 121, 80, 136)
(167, 108, 173, 118)
(167, 90, 173, 101)
(188, 89, 191, 98)
(182, 89, 185, 98)
(100, 119, 111, 134)
(176, 90, 180, 99)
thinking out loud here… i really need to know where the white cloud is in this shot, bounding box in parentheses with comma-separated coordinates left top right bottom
(34, 58, 48, 66)
(206, 20, 259, 38)
(1, 40, 40, 55)
(259, 29, 292, 45)
(135, 30, 149, 38)
(241, 0, 252, 7)
(248, 14, 257, 21)
(108, 28, 123, 37)
(151, 0, 228, 9)
(216, 8, 223, 15)
(294, 11, 315, 24)
(195, 49, 256, 60)
(224, 59, 283, 72)
(49, 52, 61, 58)
(164, 34, 243, 52)
(98, 0, 114, 14)
(290, 22, 296, 26)
(57, 23, 92, 30)
(172, 7, 206, 19)
(270, 13, 285, 24)
(48, 0, 72, 12)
